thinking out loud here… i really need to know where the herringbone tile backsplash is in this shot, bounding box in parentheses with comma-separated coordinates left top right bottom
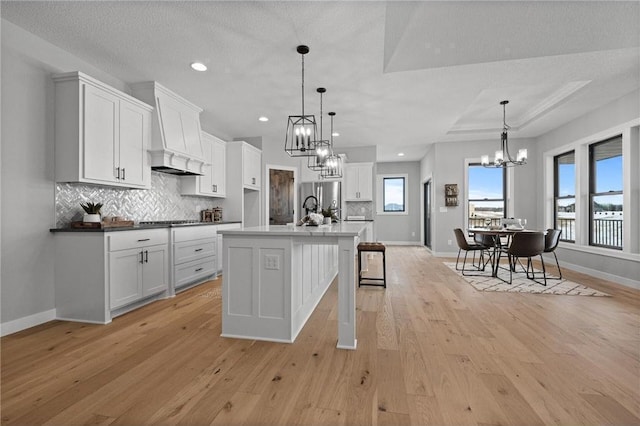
(56, 172, 222, 227)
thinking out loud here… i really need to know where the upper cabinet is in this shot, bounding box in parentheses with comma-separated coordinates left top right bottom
(53, 72, 153, 189)
(181, 131, 226, 198)
(344, 162, 373, 201)
(242, 143, 262, 190)
(131, 82, 206, 175)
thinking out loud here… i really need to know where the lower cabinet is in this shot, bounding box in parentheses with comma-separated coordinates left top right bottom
(109, 244, 169, 309)
(171, 225, 218, 292)
(54, 228, 169, 324)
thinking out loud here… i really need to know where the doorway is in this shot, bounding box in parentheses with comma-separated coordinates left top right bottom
(424, 180, 431, 248)
(267, 167, 295, 225)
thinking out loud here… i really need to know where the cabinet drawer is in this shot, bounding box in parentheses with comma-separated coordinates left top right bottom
(174, 239, 216, 264)
(174, 255, 216, 288)
(107, 229, 169, 252)
(172, 225, 218, 243)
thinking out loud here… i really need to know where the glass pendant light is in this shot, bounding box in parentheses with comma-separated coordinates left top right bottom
(307, 88, 331, 171)
(320, 112, 343, 178)
(284, 45, 318, 157)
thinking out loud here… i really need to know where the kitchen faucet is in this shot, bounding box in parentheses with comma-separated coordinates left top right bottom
(302, 195, 318, 215)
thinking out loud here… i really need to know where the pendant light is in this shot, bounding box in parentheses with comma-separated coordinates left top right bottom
(320, 112, 343, 178)
(307, 88, 331, 171)
(481, 100, 527, 168)
(284, 45, 317, 157)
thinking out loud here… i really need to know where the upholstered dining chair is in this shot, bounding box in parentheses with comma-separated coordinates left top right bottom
(453, 228, 491, 276)
(544, 229, 563, 279)
(497, 231, 547, 286)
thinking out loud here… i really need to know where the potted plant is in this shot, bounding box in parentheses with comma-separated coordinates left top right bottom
(321, 207, 337, 225)
(81, 202, 103, 223)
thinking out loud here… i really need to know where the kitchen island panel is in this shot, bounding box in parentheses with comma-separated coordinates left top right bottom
(220, 224, 365, 349)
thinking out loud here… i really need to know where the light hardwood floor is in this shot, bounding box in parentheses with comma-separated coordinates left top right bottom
(2, 246, 639, 425)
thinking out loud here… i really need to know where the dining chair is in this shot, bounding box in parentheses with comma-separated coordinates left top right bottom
(453, 228, 491, 276)
(497, 231, 547, 286)
(544, 229, 563, 279)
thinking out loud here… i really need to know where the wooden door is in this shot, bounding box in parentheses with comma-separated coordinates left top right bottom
(269, 169, 294, 225)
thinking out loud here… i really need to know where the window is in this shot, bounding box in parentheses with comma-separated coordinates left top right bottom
(589, 136, 623, 249)
(554, 151, 575, 242)
(467, 163, 506, 229)
(383, 177, 405, 212)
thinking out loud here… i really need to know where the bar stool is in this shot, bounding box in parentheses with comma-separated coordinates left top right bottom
(357, 242, 386, 288)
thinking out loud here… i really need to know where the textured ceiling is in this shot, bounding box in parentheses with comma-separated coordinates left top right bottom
(2, 1, 639, 162)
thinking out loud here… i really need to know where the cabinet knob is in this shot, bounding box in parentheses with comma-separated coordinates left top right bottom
(121, 168, 126, 180)
(252, 177, 256, 185)
(116, 167, 121, 180)
(144, 250, 149, 263)
(139, 251, 144, 264)
(195, 267, 203, 272)
(194, 248, 203, 252)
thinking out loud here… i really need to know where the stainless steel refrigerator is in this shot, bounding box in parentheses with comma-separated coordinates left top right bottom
(299, 181, 342, 220)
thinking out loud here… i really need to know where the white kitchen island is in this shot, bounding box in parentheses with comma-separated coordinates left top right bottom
(218, 222, 369, 350)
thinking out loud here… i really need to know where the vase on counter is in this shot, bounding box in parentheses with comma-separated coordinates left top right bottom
(323, 217, 332, 225)
(83, 213, 101, 223)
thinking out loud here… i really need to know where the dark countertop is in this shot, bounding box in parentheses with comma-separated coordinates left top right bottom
(50, 221, 242, 233)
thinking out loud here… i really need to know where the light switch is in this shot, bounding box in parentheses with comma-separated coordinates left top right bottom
(264, 254, 280, 270)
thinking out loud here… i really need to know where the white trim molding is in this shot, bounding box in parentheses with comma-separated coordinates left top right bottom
(1, 309, 56, 337)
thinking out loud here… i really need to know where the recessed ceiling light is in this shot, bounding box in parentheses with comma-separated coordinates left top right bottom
(258, 116, 269, 122)
(332, 132, 340, 137)
(190, 62, 207, 72)
(398, 152, 405, 157)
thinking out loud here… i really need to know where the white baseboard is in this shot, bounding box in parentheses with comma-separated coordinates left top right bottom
(543, 254, 640, 290)
(380, 241, 422, 246)
(1, 309, 56, 337)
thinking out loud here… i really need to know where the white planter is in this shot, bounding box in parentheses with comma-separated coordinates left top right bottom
(323, 217, 332, 225)
(83, 213, 101, 223)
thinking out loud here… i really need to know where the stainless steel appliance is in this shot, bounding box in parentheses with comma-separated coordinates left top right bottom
(299, 181, 342, 219)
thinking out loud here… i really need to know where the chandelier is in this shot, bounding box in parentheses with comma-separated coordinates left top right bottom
(285, 45, 318, 157)
(320, 112, 343, 178)
(481, 100, 527, 168)
(307, 88, 331, 171)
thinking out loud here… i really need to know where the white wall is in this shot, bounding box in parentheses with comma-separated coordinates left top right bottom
(421, 137, 538, 255)
(375, 161, 421, 243)
(0, 20, 132, 330)
(534, 89, 640, 288)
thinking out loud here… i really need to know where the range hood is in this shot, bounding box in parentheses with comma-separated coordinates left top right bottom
(131, 81, 206, 176)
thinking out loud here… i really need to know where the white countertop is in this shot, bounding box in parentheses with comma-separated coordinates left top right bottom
(218, 222, 367, 237)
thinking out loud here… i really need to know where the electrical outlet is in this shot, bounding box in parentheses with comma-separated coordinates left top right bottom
(412, 231, 416, 237)
(264, 254, 280, 270)
(448, 239, 452, 245)
(360, 207, 365, 213)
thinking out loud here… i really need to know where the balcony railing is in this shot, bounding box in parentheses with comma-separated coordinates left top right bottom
(468, 217, 502, 229)
(592, 218, 623, 249)
(556, 217, 622, 249)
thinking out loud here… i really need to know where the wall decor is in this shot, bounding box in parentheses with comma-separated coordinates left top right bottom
(445, 183, 459, 206)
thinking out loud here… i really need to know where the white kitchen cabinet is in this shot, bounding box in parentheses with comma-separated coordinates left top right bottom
(171, 225, 218, 293)
(53, 71, 152, 189)
(219, 141, 262, 226)
(54, 228, 170, 324)
(242, 143, 262, 190)
(344, 163, 373, 201)
(108, 231, 169, 310)
(181, 131, 226, 197)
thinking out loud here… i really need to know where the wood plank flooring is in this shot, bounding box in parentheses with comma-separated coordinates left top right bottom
(2, 246, 639, 425)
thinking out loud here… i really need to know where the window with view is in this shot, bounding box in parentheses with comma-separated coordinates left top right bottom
(554, 151, 575, 242)
(590, 136, 623, 249)
(467, 163, 506, 229)
(383, 177, 405, 212)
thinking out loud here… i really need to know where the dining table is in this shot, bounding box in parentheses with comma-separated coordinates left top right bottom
(468, 227, 538, 278)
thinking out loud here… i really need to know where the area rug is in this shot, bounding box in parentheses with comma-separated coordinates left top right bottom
(443, 262, 610, 296)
